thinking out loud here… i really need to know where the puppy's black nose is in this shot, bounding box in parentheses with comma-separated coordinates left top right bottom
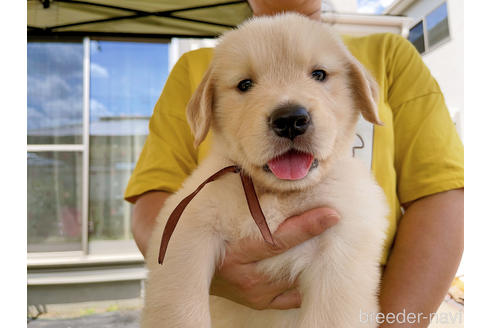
(269, 104, 311, 140)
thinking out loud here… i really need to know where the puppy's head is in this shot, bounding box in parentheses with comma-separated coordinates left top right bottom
(187, 13, 381, 192)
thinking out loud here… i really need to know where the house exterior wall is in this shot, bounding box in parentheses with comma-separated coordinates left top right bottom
(404, 0, 446, 17)
(399, 0, 464, 138)
(329, 0, 358, 13)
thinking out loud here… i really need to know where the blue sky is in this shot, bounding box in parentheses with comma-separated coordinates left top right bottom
(27, 42, 84, 131)
(27, 41, 169, 132)
(90, 41, 169, 121)
(357, 0, 396, 14)
(426, 2, 447, 29)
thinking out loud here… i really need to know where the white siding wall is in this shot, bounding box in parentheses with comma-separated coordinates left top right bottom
(168, 38, 219, 73)
(404, 0, 464, 139)
(329, 0, 358, 13)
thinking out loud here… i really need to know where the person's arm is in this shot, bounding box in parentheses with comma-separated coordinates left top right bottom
(132, 191, 170, 256)
(379, 188, 464, 327)
(378, 34, 464, 326)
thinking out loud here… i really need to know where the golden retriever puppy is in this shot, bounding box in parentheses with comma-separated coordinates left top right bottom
(141, 13, 388, 328)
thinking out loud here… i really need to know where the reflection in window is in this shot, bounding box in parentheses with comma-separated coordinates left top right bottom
(27, 152, 83, 252)
(407, 1, 451, 55)
(88, 41, 169, 247)
(27, 39, 170, 254)
(426, 2, 450, 48)
(409, 21, 425, 54)
(27, 42, 84, 145)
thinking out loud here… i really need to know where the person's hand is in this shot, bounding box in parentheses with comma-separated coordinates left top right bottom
(210, 207, 339, 310)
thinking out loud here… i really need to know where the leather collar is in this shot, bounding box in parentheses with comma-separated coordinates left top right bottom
(158, 166, 275, 264)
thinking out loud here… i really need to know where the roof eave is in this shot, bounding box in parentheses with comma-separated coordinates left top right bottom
(383, 0, 417, 15)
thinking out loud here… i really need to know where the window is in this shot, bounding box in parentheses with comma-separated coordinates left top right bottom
(408, 1, 450, 54)
(27, 42, 84, 145)
(27, 151, 83, 252)
(88, 40, 168, 253)
(426, 2, 450, 48)
(27, 38, 169, 256)
(27, 41, 84, 252)
(408, 21, 425, 54)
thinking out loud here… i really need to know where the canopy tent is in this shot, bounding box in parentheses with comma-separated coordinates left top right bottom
(27, 0, 253, 39)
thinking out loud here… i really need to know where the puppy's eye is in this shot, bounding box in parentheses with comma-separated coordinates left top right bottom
(237, 79, 253, 92)
(311, 69, 327, 82)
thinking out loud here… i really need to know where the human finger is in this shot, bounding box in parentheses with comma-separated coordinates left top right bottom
(230, 207, 340, 263)
(268, 288, 302, 310)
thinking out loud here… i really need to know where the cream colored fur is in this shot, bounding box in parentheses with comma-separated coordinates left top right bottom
(142, 14, 389, 328)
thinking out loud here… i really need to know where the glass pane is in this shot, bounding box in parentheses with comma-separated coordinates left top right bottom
(27, 42, 84, 144)
(426, 2, 450, 48)
(88, 41, 169, 246)
(408, 21, 425, 54)
(27, 152, 83, 252)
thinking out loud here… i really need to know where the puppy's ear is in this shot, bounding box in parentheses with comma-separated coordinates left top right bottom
(347, 58, 383, 126)
(187, 67, 214, 148)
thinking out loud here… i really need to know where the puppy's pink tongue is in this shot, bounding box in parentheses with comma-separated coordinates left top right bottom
(267, 151, 314, 180)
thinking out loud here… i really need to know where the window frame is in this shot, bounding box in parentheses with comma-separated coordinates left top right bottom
(27, 37, 90, 258)
(27, 36, 170, 264)
(408, 19, 425, 54)
(408, 0, 451, 55)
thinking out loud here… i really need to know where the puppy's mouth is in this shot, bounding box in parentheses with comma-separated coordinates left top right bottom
(263, 150, 318, 180)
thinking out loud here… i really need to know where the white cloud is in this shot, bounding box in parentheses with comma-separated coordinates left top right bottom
(28, 74, 71, 99)
(27, 103, 82, 131)
(358, 0, 381, 13)
(357, 0, 395, 14)
(380, 0, 396, 7)
(43, 98, 82, 118)
(90, 63, 109, 78)
(90, 98, 112, 118)
(27, 106, 44, 130)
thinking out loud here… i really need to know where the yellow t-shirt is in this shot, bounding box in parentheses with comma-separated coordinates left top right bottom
(125, 33, 464, 264)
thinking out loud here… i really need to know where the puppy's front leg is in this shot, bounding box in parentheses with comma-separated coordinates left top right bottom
(141, 228, 221, 328)
(297, 250, 380, 328)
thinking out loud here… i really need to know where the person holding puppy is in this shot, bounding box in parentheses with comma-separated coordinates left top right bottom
(126, 0, 464, 326)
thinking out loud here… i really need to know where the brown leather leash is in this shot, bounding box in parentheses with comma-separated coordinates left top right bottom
(158, 165, 275, 264)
